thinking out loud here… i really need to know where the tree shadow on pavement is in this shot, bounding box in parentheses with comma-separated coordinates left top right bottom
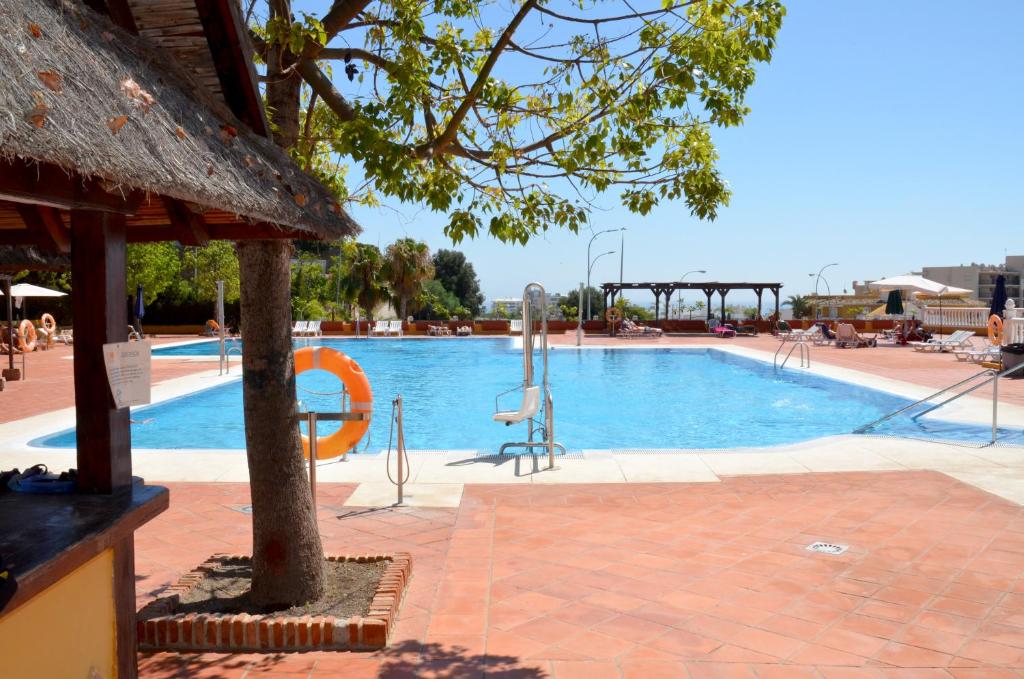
(378, 640, 548, 678)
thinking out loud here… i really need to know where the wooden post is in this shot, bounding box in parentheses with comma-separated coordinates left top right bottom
(3, 276, 15, 380)
(703, 288, 714, 320)
(719, 289, 727, 321)
(754, 287, 764, 319)
(653, 290, 660, 321)
(71, 210, 131, 494)
(773, 287, 781, 321)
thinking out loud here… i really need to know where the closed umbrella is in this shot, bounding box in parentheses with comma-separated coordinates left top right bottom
(990, 275, 1008, 319)
(885, 289, 904, 316)
(134, 284, 146, 338)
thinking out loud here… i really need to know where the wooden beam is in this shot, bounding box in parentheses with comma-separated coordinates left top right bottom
(0, 158, 142, 215)
(161, 197, 210, 246)
(71, 210, 132, 494)
(13, 205, 72, 253)
(194, 0, 271, 137)
(103, 0, 139, 33)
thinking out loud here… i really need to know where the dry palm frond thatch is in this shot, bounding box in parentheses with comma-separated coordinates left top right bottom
(0, 0, 358, 240)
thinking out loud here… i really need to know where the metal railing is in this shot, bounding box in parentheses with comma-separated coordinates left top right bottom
(299, 408, 370, 508)
(855, 361, 1024, 443)
(774, 340, 810, 370)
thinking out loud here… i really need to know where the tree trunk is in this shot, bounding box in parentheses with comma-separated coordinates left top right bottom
(399, 296, 407, 320)
(238, 240, 325, 607)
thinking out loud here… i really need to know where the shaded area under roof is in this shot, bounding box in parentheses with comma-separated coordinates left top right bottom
(0, 246, 69, 272)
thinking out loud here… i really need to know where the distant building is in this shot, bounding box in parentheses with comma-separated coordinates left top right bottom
(491, 297, 523, 317)
(919, 256, 1023, 307)
(493, 292, 567, 318)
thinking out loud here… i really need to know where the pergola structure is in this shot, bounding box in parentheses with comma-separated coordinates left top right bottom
(602, 281, 784, 322)
(0, 0, 356, 676)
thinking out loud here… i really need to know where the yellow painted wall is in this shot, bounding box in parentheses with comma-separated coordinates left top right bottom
(0, 550, 116, 679)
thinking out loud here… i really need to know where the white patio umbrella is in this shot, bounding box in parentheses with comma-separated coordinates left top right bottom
(867, 275, 971, 337)
(0, 283, 67, 326)
(867, 274, 971, 298)
(1, 283, 68, 297)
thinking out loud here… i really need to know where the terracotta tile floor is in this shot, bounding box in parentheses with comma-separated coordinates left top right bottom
(138, 472, 1024, 677)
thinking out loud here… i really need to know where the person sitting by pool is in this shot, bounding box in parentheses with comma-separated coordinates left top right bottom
(622, 318, 662, 336)
(815, 322, 836, 341)
(904, 319, 932, 343)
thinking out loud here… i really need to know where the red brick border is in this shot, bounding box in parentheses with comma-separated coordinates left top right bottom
(137, 552, 411, 652)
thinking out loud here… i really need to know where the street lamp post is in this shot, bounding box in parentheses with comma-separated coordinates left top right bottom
(588, 251, 616, 318)
(809, 263, 838, 319)
(586, 227, 626, 321)
(677, 269, 706, 318)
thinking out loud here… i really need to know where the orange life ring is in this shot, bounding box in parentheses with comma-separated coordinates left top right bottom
(605, 307, 622, 323)
(206, 319, 220, 332)
(294, 346, 372, 460)
(17, 319, 37, 352)
(40, 313, 56, 333)
(988, 314, 1003, 345)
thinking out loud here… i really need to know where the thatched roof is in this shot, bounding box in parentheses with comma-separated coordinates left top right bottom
(0, 0, 358, 240)
(0, 246, 69, 271)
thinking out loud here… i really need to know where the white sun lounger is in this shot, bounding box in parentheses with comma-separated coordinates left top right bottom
(911, 330, 975, 352)
(509, 319, 523, 335)
(387, 320, 403, 337)
(370, 320, 389, 336)
(306, 320, 322, 337)
(291, 320, 308, 336)
(953, 345, 1000, 363)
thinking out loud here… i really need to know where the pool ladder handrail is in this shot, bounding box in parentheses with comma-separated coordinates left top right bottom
(854, 360, 1024, 443)
(223, 344, 243, 374)
(774, 339, 810, 370)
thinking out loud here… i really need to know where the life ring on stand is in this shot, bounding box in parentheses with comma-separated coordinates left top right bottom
(605, 307, 622, 323)
(988, 314, 1003, 345)
(40, 313, 56, 333)
(17, 319, 37, 352)
(294, 346, 372, 460)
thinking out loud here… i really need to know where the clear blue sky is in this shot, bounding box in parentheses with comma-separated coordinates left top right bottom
(330, 1, 1024, 308)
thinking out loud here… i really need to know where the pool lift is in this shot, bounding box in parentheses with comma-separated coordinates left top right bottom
(493, 282, 565, 468)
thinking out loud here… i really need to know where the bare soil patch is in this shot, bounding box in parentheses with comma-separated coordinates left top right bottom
(177, 558, 386, 618)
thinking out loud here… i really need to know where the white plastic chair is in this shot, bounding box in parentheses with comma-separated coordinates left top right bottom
(370, 321, 389, 336)
(493, 386, 540, 425)
(388, 320, 403, 337)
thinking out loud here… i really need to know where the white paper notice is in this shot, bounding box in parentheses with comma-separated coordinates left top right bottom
(102, 341, 152, 409)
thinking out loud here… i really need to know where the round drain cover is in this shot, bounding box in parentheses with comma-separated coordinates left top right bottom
(806, 541, 848, 555)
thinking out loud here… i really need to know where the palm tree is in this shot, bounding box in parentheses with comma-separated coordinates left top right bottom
(784, 294, 812, 319)
(336, 241, 390, 321)
(384, 238, 434, 319)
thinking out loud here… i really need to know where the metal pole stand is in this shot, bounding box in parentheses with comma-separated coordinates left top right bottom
(307, 411, 318, 510)
(394, 395, 405, 506)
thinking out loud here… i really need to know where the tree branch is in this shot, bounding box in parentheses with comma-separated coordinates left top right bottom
(420, 0, 538, 157)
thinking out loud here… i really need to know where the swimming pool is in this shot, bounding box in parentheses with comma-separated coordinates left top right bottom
(33, 339, 1019, 451)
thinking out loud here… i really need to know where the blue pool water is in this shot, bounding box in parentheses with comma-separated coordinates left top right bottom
(33, 339, 1020, 451)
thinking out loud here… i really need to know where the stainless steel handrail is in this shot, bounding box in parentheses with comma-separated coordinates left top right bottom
(774, 340, 810, 370)
(854, 369, 994, 434)
(855, 361, 1024, 442)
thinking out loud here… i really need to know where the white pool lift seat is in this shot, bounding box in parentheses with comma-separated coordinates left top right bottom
(493, 386, 540, 425)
